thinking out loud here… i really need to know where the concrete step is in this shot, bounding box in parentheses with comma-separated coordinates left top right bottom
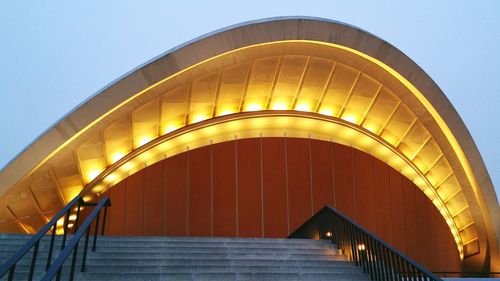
(3, 264, 364, 274)
(8, 258, 355, 269)
(1, 243, 338, 252)
(0, 235, 369, 281)
(76, 272, 371, 281)
(2, 272, 372, 281)
(85, 251, 347, 260)
(0, 234, 330, 244)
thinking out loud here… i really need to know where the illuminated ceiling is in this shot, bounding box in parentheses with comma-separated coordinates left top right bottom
(0, 17, 497, 266)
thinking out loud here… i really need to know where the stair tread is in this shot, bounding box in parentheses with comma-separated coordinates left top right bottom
(0, 234, 368, 281)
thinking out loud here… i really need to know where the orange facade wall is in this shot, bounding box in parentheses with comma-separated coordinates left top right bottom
(100, 137, 461, 272)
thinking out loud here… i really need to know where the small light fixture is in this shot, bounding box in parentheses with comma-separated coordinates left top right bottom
(358, 244, 366, 251)
(325, 231, 333, 238)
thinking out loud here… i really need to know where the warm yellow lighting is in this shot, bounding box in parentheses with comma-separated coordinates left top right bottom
(295, 103, 311, 112)
(69, 214, 77, 221)
(413, 177, 426, 187)
(319, 108, 334, 116)
(245, 103, 263, 111)
(365, 126, 378, 134)
(138, 136, 152, 147)
(77, 97, 465, 257)
(111, 152, 125, 164)
(18, 39, 474, 258)
(83, 195, 93, 202)
(67, 223, 74, 228)
(271, 102, 288, 110)
(218, 109, 236, 116)
(325, 231, 332, 238)
(357, 244, 366, 251)
(383, 134, 399, 147)
(104, 173, 117, 183)
(341, 115, 358, 124)
(192, 114, 209, 124)
(164, 124, 179, 134)
(121, 161, 135, 172)
(92, 184, 106, 193)
(56, 218, 65, 227)
(87, 170, 102, 182)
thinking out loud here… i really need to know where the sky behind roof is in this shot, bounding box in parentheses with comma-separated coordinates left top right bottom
(0, 1, 498, 200)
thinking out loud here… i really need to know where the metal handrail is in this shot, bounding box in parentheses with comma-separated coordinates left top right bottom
(0, 195, 81, 280)
(0, 194, 110, 281)
(289, 205, 442, 281)
(40, 196, 110, 281)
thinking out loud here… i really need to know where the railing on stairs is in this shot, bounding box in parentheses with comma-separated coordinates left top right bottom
(0, 195, 111, 281)
(289, 205, 442, 281)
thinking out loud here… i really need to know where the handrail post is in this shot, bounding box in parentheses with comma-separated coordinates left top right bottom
(374, 242, 383, 281)
(46, 224, 57, 270)
(351, 223, 360, 266)
(7, 265, 15, 281)
(27, 240, 39, 281)
(69, 242, 79, 281)
(377, 241, 384, 281)
(101, 204, 108, 236)
(61, 208, 71, 250)
(55, 266, 63, 281)
(92, 209, 101, 251)
(365, 234, 375, 280)
(81, 227, 91, 272)
(73, 199, 82, 234)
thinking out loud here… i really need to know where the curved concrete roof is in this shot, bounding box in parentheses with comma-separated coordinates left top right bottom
(0, 17, 497, 270)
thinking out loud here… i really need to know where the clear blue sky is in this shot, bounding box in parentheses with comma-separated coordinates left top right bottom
(0, 1, 498, 200)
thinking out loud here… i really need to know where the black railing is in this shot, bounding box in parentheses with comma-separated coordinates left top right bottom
(0, 195, 110, 281)
(289, 205, 442, 281)
(40, 196, 110, 281)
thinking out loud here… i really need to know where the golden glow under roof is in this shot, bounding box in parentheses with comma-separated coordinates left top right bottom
(83, 111, 464, 258)
(1, 24, 496, 264)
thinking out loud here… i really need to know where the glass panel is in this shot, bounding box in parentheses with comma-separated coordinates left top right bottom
(362, 87, 399, 134)
(217, 62, 251, 116)
(414, 139, 441, 172)
(132, 99, 159, 147)
(52, 159, 83, 201)
(105, 116, 132, 164)
(341, 74, 380, 125)
(271, 55, 308, 110)
(161, 85, 188, 133)
(189, 72, 218, 123)
(295, 57, 334, 112)
(398, 121, 430, 159)
(426, 157, 452, 186)
(437, 175, 460, 201)
(459, 219, 478, 242)
(319, 63, 359, 117)
(381, 103, 415, 146)
(77, 135, 106, 183)
(446, 192, 468, 216)
(245, 56, 280, 110)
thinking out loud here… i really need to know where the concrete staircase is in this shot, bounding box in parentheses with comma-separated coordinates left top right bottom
(1, 234, 371, 281)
